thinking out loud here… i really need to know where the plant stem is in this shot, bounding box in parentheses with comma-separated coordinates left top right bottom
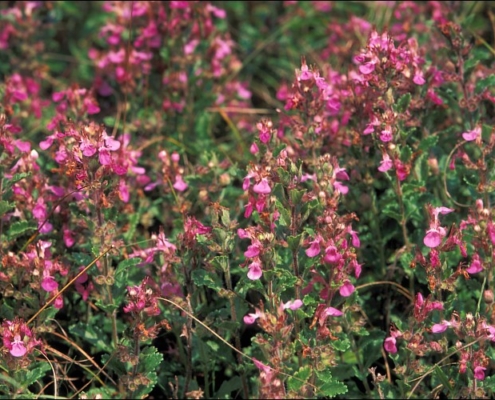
(224, 260, 249, 399)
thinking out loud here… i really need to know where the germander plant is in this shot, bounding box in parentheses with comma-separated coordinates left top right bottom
(1, 1, 495, 399)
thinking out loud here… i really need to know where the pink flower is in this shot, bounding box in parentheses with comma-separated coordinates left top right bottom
(474, 366, 486, 381)
(379, 128, 393, 142)
(324, 307, 343, 317)
(466, 254, 483, 274)
(41, 276, 59, 292)
(324, 245, 341, 263)
(431, 321, 450, 333)
(173, 175, 188, 192)
(378, 153, 393, 172)
(244, 311, 261, 324)
(247, 260, 262, 280)
(423, 228, 444, 248)
(244, 244, 261, 258)
(305, 239, 321, 258)
(250, 142, 259, 154)
(283, 299, 303, 311)
(253, 178, 271, 194)
(10, 335, 27, 357)
(333, 181, 348, 195)
(339, 281, 355, 297)
(383, 337, 397, 354)
(462, 126, 481, 141)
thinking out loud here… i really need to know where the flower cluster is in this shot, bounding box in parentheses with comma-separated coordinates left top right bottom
(1, 318, 42, 359)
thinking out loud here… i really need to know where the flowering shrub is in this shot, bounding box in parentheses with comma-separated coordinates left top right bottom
(1, 1, 495, 398)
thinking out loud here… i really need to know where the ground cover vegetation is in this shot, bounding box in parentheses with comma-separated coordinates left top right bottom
(1, 1, 495, 398)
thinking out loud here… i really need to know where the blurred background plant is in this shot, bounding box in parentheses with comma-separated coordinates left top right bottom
(1, 0, 495, 398)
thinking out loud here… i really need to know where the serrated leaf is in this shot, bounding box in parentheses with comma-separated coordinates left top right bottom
(70, 322, 109, 353)
(7, 221, 36, 239)
(331, 337, 350, 352)
(115, 257, 141, 275)
(396, 93, 411, 113)
(211, 255, 228, 272)
(288, 366, 312, 392)
(191, 269, 222, 291)
(316, 370, 347, 398)
(140, 346, 163, 371)
(418, 135, 438, 151)
(10, 172, 31, 185)
(0, 200, 14, 217)
(22, 363, 51, 388)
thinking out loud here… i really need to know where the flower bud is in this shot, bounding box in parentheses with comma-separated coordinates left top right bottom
(484, 290, 494, 304)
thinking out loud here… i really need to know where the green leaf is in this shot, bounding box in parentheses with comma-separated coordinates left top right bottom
(433, 366, 453, 394)
(10, 172, 31, 185)
(289, 188, 306, 205)
(221, 208, 231, 227)
(400, 145, 412, 162)
(382, 205, 402, 223)
(395, 93, 411, 113)
(7, 221, 36, 239)
(288, 366, 312, 392)
(215, 376, 242, 399)
(211, 255, 229, 272)
(130, 346, 162, 398)
(71, 252, 94, 266)
(124, 209, 140, 242)
(476, 74, 495, 93)
(418, 135, 438, 151)
(22, 363, 51, 388)
(0, 200, 14, 217)
(360, 330, 386, 369)
(331, 337, 351, 352)
(192, 269, 222, 291)
(70, 322, 110, 353)
(287, 234, 302, 252)
(140, 345, 163, 371)
(275, 199, 291, 227)
(316, 370, 348, 398)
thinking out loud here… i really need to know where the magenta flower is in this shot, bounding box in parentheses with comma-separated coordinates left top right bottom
(244, 243, 261, 258)
(173, 175, 188, 192)
(339, 281, 355, 297)
(247, 260, 262, 280)
(41, 276, 59, 292)
(383, 337, 398, 354)
(282, 299, 303, 311)
(431, 321, 450, 333)
(423, 228, 445, 248)
(324, 245, 341, 264)
(462, 126, 481, 142)
(305, 238, 321, 258)
(244, 311, 261, 324)
(324, 307, 343, 317)
(378, 153, 393, 172)
(474, 366, 486, 381)
(466, 254, 483, 274)
(253, 178, 271, 194)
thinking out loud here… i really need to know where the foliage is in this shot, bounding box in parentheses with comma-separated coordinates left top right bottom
(1, 1, 495, 399)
